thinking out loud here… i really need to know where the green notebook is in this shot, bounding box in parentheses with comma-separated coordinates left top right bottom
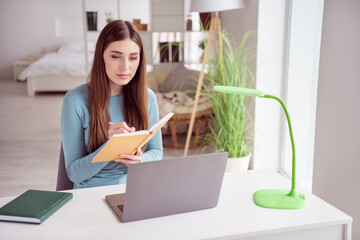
(0, 189, 73, 224)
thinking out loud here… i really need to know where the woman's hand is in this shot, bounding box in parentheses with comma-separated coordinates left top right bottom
(108, 121, 135, 139)
(114, 147, 143, 166)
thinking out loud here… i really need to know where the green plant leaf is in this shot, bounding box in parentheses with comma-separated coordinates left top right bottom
(200, 30, 256, 158)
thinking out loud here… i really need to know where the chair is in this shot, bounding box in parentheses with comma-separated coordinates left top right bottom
(56, 143, 74, 191)
(147, 67, 213, 149)
(164, 108, 213, 149)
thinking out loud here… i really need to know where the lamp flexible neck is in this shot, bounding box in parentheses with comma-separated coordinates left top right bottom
(262, 94, 296, 189)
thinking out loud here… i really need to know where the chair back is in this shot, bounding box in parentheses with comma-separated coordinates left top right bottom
(56, 143, 74, 191)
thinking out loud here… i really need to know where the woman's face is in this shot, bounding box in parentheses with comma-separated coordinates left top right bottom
(103, 38, 140, 95)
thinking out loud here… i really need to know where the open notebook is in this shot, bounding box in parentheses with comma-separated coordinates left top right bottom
(91, 112, 174, 163)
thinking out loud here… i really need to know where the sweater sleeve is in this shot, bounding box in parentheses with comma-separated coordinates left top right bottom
(60, 93, 107, 185)
(142, 89, 163, 162)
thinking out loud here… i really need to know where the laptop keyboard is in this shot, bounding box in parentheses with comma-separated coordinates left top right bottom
(117, 204, 124, 213)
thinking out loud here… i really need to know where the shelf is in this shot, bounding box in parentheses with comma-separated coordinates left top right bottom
(184, 30, 209, 33)
(81, 0, 202, 68)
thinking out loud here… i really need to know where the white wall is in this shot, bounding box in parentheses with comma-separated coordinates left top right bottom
(221, 0, 258, 47)
(313, 0, 360, 239)
(0, 0, 83, 80)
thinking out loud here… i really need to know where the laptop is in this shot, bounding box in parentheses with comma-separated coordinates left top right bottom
(105, 152, 228, 222)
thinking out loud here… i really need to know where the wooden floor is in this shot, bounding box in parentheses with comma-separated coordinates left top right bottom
(0, 80, 206, 197)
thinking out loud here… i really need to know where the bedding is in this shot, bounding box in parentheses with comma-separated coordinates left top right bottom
(22, 42, 95, 96)
(18, 41, 95, 81)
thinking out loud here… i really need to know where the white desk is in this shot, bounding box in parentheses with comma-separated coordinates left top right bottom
(0, 170, 352, 240)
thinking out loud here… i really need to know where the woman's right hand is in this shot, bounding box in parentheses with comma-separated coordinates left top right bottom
(108, 122, 135, 139)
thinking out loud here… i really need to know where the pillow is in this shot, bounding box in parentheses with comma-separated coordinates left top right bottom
(159, 65, 198, 97)
(58, 41, 95, 54)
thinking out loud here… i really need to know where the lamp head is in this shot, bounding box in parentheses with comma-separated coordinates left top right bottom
(213, 86, 264, 97)
(190, 0, 245, 13)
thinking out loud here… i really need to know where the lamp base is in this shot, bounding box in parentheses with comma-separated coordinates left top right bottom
(254, 188, 306, 209)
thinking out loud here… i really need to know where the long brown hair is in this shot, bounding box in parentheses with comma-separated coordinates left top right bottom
(87, 20, 148, 153)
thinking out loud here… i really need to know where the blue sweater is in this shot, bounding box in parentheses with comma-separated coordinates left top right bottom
(60, 84, 163, 189)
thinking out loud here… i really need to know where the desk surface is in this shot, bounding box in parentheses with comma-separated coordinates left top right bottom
(0, 169, 352, 240)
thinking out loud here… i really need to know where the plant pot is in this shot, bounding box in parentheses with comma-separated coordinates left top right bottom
(225, 153, 251, 172)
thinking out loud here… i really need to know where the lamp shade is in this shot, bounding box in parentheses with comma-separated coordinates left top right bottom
(190, 0, 245, 13)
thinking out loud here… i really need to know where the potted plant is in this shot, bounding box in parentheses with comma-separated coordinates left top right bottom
(202, 30, 255, 172)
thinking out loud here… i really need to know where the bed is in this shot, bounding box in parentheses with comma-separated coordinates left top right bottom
(18, 42, 94, 96)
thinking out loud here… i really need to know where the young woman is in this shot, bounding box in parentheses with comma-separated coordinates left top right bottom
(61, 20, 163, 189)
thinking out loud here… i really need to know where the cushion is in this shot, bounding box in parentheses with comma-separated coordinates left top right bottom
(146, 69, 173, 93)
(153, 69, 173, 86)
(159, 65, 198, 97)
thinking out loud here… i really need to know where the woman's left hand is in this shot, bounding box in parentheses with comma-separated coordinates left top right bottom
(114, 147, 143, 166)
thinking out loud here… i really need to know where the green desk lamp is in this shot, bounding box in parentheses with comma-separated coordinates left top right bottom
(213, 85, 306, 209)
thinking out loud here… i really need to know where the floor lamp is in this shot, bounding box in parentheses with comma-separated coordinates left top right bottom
(184, 0, 245, 156)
